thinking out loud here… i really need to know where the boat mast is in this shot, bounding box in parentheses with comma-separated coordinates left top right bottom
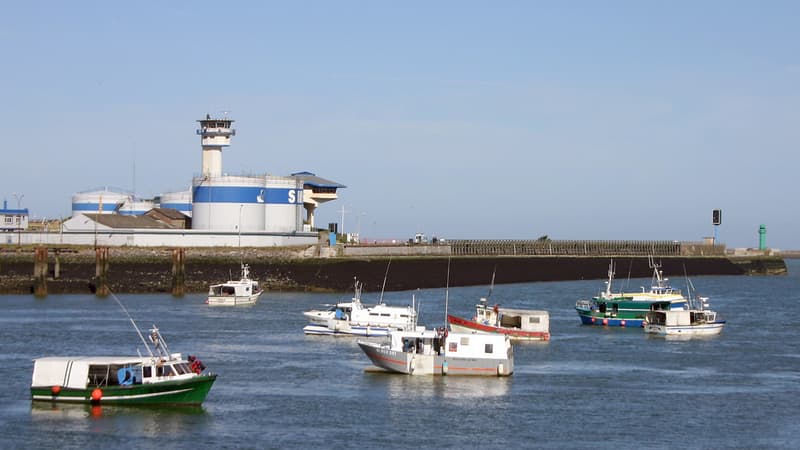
(379, 257, 392, 304)
(109, 290, 154, 358)
(444, 257, 451, 327)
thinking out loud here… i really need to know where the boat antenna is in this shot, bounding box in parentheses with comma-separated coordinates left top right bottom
(624, 258, 633, 291)
(109, 290, 154, 358)
(486, 264, 497, 301)
(444, 256, 451, 326)
(379, 257, 392, 304)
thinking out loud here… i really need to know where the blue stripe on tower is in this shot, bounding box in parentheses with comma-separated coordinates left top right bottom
(193, 186, 302, 204)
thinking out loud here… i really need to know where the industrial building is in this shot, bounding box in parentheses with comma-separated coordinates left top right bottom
(55, 115, 345, 247)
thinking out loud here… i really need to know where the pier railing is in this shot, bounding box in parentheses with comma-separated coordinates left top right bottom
(447, 240, 725, 257)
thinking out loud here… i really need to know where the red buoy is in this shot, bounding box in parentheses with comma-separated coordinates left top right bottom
(602, 318, 608, 326)
(91, 388, 103, 402)
(620, 320, 626, 327)
(51, 385, 62, 395)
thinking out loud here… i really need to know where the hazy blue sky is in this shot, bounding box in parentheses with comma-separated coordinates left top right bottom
(2, 2, 798, 248)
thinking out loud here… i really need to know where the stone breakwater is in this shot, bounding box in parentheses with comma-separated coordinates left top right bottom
(0, 246, 788, 295)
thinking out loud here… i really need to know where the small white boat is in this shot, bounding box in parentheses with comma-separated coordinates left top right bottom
(303, 278, 417, 336)
(644, 296, 725, 337)
(206, 263, 263, 306)
(358, 327, 514, 376)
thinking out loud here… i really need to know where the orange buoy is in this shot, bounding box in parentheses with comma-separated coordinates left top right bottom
(51, 385, 62, 395)
(91, 388, 103, 402)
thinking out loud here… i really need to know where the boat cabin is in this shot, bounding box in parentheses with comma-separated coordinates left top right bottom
(475, 302, 549, 334)
(31, 355, 197, 389)
(390, 328, 511, 360)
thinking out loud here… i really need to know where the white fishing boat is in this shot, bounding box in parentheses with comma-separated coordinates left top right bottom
(303, 278, 417, 336)
(644, 287, 725, 337)
(358, 327, 513, 376)
(206, 263, 262, 306)
(31, 295, 216, 405)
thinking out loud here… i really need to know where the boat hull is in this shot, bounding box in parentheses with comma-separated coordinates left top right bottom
(31, 374, 217, 406)
(447, 315, 550, 341)
(303, 323, 394, 336)
(357, 342, 512, 376)
(644, 322, 725, 337)
(206, 292, 261, 306)
(576, 311, 646, 327)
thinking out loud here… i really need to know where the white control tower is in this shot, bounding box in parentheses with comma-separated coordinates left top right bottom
(197, 114, 235, 177)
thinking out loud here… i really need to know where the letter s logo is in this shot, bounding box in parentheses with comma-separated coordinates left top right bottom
(288, 190, 296, 204)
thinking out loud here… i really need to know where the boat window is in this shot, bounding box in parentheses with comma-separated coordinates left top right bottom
(528, 317, 540, 324)
(380, 313, 390, 317)
(460, 337, 470, 346)
(156, 364, 175, 377)
(449, 342, 458, 352)
(143, 366, 152, 378)
(484, 343, 494, 354)
(174, 363, 191, 375)
(369, 313, 379, 317)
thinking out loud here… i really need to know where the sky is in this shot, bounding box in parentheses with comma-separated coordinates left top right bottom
(1, 1, 798, 249)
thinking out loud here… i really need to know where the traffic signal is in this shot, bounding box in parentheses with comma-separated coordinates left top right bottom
(712, 209, 722, 225)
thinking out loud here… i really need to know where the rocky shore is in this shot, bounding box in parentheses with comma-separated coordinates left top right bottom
(0, 246, 787, 296)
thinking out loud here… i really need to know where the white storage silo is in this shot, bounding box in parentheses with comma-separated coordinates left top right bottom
(191, 175, 266, 231)
(159, 190, 193, 217)
(71, 188, 130, 217)
(264, 176, 304, 232)
(118, 198, 155, 216)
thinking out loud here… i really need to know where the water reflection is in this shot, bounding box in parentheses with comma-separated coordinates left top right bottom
(30, 402, 209, 437)
(364, 372, 511, 399)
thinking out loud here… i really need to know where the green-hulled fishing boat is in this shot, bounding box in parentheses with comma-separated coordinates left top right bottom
(31, 294, 216, 406)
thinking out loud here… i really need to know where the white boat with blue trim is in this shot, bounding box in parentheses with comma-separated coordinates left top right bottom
(303, 278, 417, 336)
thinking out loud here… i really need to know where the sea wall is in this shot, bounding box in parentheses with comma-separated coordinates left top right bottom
(0, 246, 787, 295)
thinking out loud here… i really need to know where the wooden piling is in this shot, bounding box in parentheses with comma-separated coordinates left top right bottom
(95, 247, 109, 297)
(53, 249, 60, 279)
(171, 248, 185, 297)
(34, 247, 48, 297)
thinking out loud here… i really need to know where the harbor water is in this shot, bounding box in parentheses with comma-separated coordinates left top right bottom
(1, 260, 799, 449)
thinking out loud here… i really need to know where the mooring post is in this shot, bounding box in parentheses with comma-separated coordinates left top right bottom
(34, 247, 48, 297)
(95, 247, 109, 297)
(53, 249, 60, 279)
(171, 248, 185, 297)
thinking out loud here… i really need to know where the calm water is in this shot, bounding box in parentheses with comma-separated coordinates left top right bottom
(1, 261, 799, 449)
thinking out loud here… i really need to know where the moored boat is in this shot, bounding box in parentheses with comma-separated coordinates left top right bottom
(645, 286, 725, 337)
(448, 299, 550, 341)
(575, 258, 688, 327)
(206, 263, 262, 306)
(303, 278, 417, 336)
(357, 327, 513, 376)
(31, 326, 216, 406)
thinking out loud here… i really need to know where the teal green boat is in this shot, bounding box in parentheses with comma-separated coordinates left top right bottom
(31, 326, 216, 406)
(575, 259, 688, 327)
